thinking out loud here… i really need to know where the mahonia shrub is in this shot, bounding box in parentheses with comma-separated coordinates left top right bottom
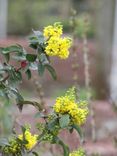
(0, 22, 88, 156)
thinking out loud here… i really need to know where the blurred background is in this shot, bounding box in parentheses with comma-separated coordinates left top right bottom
(0, 0, 117, 155)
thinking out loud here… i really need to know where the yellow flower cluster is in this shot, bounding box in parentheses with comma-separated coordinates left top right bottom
(69, 148, 86, 156)
(45, 36, 71, 59)
(43, 22, 72, 59)
(18, 129, 38, 150)
(53, 88, 88, 125)
(44, 22, 63, 38)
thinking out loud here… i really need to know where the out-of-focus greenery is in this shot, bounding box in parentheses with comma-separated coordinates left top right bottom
(75, 14, 95, 38)
(8, 0, 68, 35)
(8, 0, 95, 38)
(47, 86, 96, 100)
(0, 98, 13, 136)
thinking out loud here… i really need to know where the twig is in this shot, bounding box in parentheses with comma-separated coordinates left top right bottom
(33, 76, 47, 113)
(17, 100, 43, 111)
(82, 18, 96, 142)
(70, 9, 80, 99)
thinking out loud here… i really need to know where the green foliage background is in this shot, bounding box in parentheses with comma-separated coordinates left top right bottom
(8, 0, 69, 35)
(8, 0, 95, 37)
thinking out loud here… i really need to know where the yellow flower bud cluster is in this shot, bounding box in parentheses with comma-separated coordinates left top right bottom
(69, 148, 86, 156)
(3, 139, 21, 155)
(18, 128, 38, 150)
(53, 88, 88, 125)
(43, 132, 54, 142)
(43, 22, 72, 59)
(36, 123, 45, 131)
(51, 125, 60, 136)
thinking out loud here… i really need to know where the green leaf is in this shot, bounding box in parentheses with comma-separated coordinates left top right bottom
(29, 43, 38, 50)
(0, 83, 6, 90)
(33, 30, 42, 37)
(68, 127, 74, 133)
(45, 64, 57, 80)
(59, 114, 70, 128)
(26, 54, 37, 62)
(2, 45, 23, 54)
(29, 62, 38, 70)
(38, 63, 45, 76)
(12, 53, 26, 61)
(25, 69, 31, 79)
(72, 124, 83, 139)
(29, 31, 44, 50)
(37, 46, 44, 54)
(21, 126, 27, 141)
(33, 30, 44, 44)
(32, 151, 39, 156)
(4, 53, 10, 62)
(29, 36, 38, 42)
(55, 136, 70, 156)
(11, 89, 24, 111)
(13, 90, 24, 102)
(15, 71, 22, 81)
(22, 139, 29, 145)
(0, 47, 3, 53)
(38, 53, 49, 65)
(48, 118, 57, 131)
(34, 112, 45, 118)
(0, 138, 10, 146)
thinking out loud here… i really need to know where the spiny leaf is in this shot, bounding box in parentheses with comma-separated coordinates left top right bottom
(32, 30, 44, 44)
(0, 138, 10, 146)
(45, 64, 57, 80)
(25, 69, 31, 79)
(38, 53, 49, 65)
(15, 71, 22, 81)
(0, 83, 6, 90)
(72, 124, 83, 139)
(38, 63, 45, 76)
(11, 89, 24, 111)
(32, 151, 39, 156)
(59, 114, 70, 128)
(4, 53, 10, 62)
(26, 54, 37, 62)
(2, 45, 23, 54)
(55, 136, 70, 156)
(48, 118, 58, 131)
(34, 112, 45, 118)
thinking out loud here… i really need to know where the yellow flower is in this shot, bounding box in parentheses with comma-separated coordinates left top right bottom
(54, 96, 77, 114)
(69, 148, 86, 156)
(44, 22, 72, 59)
(18, 129, 38, 150)
(43, 22, 63, 38)
(69, 107, 88, 125)
(45, 36, 72, 59)
(53, 88, 89, 125)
